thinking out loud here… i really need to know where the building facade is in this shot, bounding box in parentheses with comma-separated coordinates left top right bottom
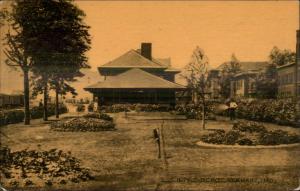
(84, 43, 185, 106)
(227, 62, 269, 98)
(277, 63, 300, 97)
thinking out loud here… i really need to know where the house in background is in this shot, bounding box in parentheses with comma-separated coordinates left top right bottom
(277, 63, 300, 97)
(84, 43, 185, 106)
(228, 62, 269, 98)
(216, 61, 269, 98)
(207, 69, 221, 99)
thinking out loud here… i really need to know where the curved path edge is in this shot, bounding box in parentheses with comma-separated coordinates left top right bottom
(196, 141, 300, 149)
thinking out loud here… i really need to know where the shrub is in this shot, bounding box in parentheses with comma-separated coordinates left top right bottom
(175, 103, 216, 120)
(0, 109, 24, 126)
(50, 117, 115, 132)
(31, 103, 68, 119)
(88, 103, 94, 112)
(0, 146, 94, 185)
(200, 122, 300, 146)
(227, 99, 296, 126)
(76, 104, 85, 112)
(0, 104, 68, 126)
(83, 113, 113, 121)
(223, 130, 240, 145)
(201, 130, 225, 144)
(232, 121, 267, 133)
(259, 130, 300, 145)
(237, 138, 253, 146)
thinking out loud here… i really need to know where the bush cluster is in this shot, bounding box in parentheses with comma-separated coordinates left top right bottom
(201, 121, 300, 146)
(0, 109, 24, 126)
(83, 113, 113, 122)
(259, 130, 300, 145)
(76, 104, 85, 112)
(100, 104, 172, 113)
(50, 117, 115, 132)
(232, 121, 267, 133)
(0, 104, 68, 126)
(175, 103, 216, 120)
(0, 146, 94, 187)
(232, 99, 296, 126)
(30, 103, 68, 119)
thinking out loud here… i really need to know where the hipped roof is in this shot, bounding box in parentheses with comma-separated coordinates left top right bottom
(85, 68, 186, 90)
(100, 50, 167, 69)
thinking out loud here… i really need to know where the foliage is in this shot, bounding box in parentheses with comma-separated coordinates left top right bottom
(182, 46, 210, 129)
(83, 113, 113, 122)
(76, 104, 85, 112)
(236, 138, 253, 146)
(269, 46, 296, 66)
(50, 117, 115, 132)
(8, 0, 91, 120)
(259, 130, 300, 145)
(135, 104, 172, 112)
(223, 130, 240, 145)
(219, 54, 241, 98)
(30, 103, 68, 119)
(0, 109, 24, 126)
(232, 121, 267, 133)
(175, 103, 216, 120)
(233, 99, 296, 126)
(0, 104, 68, 126)
(0, 146, 94, 186)
(255, 64, 278, 99)
(87, 103, 94, 112)
(201, 122, 300, 146)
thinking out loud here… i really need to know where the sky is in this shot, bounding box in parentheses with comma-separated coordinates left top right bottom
(75, 1, 299, 71)
(0, 0, 299, 95)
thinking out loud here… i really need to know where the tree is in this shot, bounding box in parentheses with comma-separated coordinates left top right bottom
(255, 64, 278, 99)
(182, 46, 209, 130)
(10, 0, 91, 120)
(219, 54, 241, 98)
(49, 68, 81, 118)
(2, 4, 34, 125)
(269, 46, 296, 66)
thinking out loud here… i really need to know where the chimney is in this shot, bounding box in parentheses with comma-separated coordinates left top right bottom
(141, 43, 152, 60)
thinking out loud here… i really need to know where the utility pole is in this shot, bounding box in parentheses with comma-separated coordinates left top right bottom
(295, 1, 300, 126)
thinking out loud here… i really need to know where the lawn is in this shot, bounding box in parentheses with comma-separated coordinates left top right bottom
(1, 112, 300, 191)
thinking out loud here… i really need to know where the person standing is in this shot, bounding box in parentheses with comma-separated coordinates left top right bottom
(229, 99, 238, 121)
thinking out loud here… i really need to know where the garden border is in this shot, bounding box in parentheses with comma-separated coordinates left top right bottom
(196, 141, 300, 149)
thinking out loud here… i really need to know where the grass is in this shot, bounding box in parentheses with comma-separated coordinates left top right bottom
(0, 112, 300, 191)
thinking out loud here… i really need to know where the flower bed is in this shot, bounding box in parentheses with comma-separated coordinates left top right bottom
(83, 112, 113, 122)
(50, 117, 115, 132)
(0, 146, 94, 187)
(201, 121, 300, 146)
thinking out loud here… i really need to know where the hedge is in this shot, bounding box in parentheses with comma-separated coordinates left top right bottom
(30, 103, 68, 119)
(0, 109, 24, 126)
(0, 103, 68, 126)
(232, 99, 296, 126)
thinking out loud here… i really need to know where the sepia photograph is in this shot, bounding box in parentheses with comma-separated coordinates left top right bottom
(0, 0, 300, 190)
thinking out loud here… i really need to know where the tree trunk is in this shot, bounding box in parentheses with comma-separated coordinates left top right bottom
(202, 100, 205, 130)
(23, 68, 30, 125)
(55, 85, 59, 119)
(43, 78, 48, 121)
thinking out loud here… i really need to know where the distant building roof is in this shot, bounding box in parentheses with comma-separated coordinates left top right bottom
(233, 71, 259, 78)
(276, 62, 295, 70)
(85, 68, 186, 90)
(217, 61, 269, 71)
